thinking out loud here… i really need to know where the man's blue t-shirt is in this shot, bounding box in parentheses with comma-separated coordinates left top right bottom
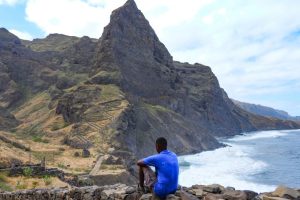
(143, 150, 179, 198)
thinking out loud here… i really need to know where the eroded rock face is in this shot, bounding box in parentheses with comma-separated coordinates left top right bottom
(0, 28, 58, 109)
(56, 85, 103, 123)
(0, 107, 19, 130)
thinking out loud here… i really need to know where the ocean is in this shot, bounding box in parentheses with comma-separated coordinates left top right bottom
(179, 129, 300, 193)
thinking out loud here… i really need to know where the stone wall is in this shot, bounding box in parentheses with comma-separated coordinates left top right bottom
(0, 183, 299, 200)
(6, 166, 64, 178)
(0, 184, 137, 200)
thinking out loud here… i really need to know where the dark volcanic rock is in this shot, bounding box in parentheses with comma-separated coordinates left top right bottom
(0, 107, 19, 130)
(94, 0, 177, 98)
(56, 85, 103, 123)
(0, 28, 58, 108)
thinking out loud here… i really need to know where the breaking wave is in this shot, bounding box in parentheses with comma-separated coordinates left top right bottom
(178, 130, 300, 193)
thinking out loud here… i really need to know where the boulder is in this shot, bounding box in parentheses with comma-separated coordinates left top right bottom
(222, 190, 248, 200)
(166, 194, 181, 200)
(203, 184, 225, 194)
(191, 189, 204, 198)
(203, 193, 224, 200)
(272, 186, 300, 199)
(180, 190, 199, 200)
(262, 195, 290, 200)
(139, 194, 153, 200)
(243, 190, 258, 200)
(82, 148, 91, 158)
(125, 186, 136, 194)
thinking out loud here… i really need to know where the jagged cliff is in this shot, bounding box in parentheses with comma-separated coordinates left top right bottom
(0, 0, 299, 184)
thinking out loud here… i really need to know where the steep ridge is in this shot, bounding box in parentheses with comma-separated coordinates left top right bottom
(93, 0, 176, 97)
(233, 99, 300, 121)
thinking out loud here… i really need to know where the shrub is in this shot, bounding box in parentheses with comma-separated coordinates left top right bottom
(74, 152, 80, 157)
(23, 167, 33, 177)
(43, 175, 52, 186)
(32, 135, 49, 143)
(57, 163, 67, 169)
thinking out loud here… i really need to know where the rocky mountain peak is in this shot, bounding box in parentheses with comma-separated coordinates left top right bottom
(94, 0, 176, 97)
(0, 28, 21, 46)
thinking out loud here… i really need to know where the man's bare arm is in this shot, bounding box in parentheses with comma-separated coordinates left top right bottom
(137, 159, 147, 167)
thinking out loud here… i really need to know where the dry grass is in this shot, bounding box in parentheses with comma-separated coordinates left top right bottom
(1, 83, 130, 177)
(5, 175, 69, 191)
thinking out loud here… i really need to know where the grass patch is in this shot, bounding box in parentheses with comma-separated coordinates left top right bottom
(23, 167, 33, 177)
(51, 121, 69, 131)
(43, 175, 52, 186)
(57, 163, 67, 169)
(32, 135, 49, 143)
(143, 103, 173, 114)
(0, 182, 12, 191)
(32, 151, 62, 163)
(0, 172, 8, 182)
(99, 84, 124, 102)
(16, 179, 28, 190)
(100, 164, 123, 171)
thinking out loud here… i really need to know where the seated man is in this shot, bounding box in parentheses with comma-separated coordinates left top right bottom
(137, 137, 179, 199)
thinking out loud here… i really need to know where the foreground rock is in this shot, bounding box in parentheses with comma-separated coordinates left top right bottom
(1, 184, 299, 200)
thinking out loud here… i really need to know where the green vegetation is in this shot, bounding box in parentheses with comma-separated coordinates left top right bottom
(0, 172, 12, 191)
(51, 121, 69, 131)
(100, 164, 123, 170)
(99, 84, 124, 102)
(16, 179, 28, 190)
(43, 175, 52, 186)
(23, 167, 33, 177)
(57, 163, 67, 169)
(143, 102, 175, 114)
(32, 135, 49, 143)
(0, 182, 12, 191)
(32, 151, 62, 163)
(0, 173, 7, 182)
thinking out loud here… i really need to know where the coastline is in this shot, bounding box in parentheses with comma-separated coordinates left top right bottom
(179, 129, 300, 193)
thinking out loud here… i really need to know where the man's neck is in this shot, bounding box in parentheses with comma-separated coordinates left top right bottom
(159, 149, 168, 153)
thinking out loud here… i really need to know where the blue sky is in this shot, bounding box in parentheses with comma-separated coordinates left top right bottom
(1, 0, 300, 116)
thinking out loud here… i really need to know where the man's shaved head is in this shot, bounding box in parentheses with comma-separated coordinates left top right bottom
(156, 137, 167, 153)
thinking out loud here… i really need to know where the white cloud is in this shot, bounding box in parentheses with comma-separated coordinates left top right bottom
(9, 29, 33, 40)
(22, 0, 300, 115)
(25, 0, 125, 38)
(0, 0, 20, 5)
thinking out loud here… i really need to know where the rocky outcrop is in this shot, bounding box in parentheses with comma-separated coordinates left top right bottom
(1, 184, 299, 200)
(0, 28, 58, 109)
(0, 107, 19, 130)
(94, 0, 176, 98)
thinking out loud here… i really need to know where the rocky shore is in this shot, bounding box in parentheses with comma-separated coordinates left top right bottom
(0, 183, 299, 200)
